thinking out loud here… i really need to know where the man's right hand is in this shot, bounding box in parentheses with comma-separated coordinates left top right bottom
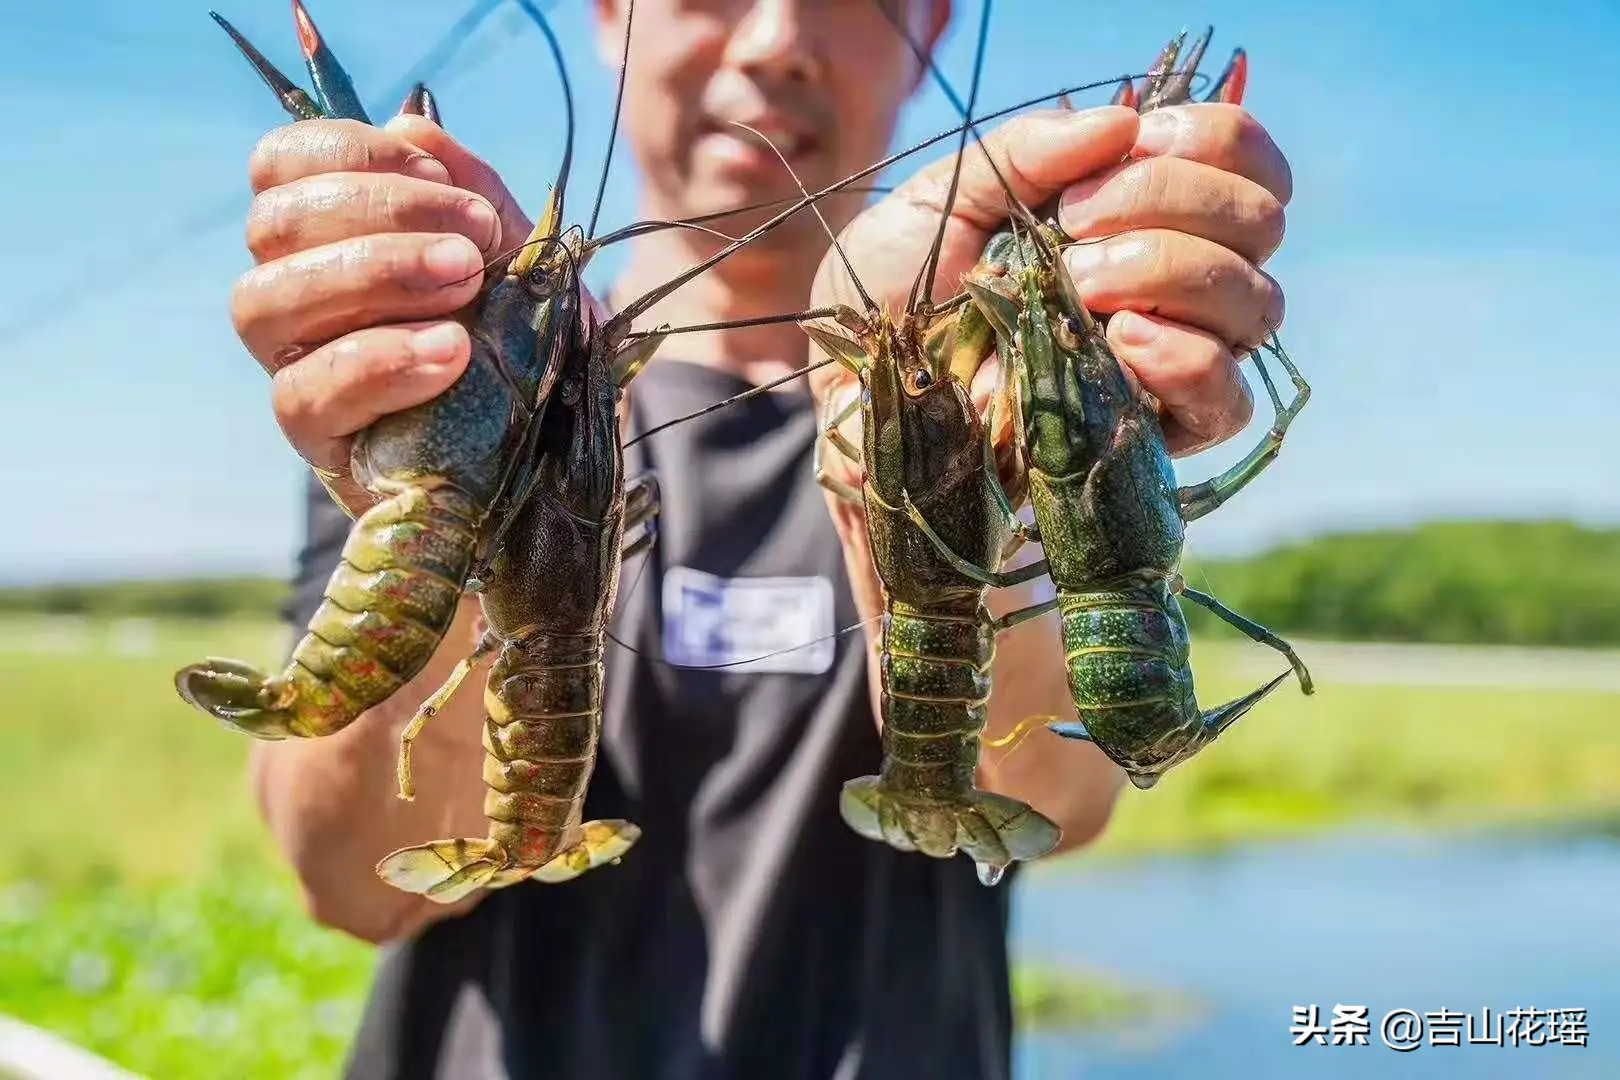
(232, 113, 534, 516)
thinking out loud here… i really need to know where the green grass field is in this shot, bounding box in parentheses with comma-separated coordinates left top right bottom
(2, 615, 1618, 1078)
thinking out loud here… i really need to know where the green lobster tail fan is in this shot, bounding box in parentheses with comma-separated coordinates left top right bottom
(375, 838, 505, 904)
(957, 790, 1062, 886)
(532, 820, 642, 883)
(840, 778, 1061, 887)
(175, 659, 296, 740)
(840, 777, 919, 853)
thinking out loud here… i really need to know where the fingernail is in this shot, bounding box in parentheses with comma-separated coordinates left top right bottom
(1065, 105, 1122, 134)
(403, 153, 451, 184)
(1063, 241, 1107, 284)
(410, 322, 465, 364)
(464, 199, 500, 252)
(424, 236, 481, 284)
(1058, 173, 1108, 234)
(1111, 310, 1160, 348)
(1135, 110, 1182, 155)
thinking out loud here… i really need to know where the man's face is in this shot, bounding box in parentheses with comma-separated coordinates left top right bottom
(595, 0, 951, 247)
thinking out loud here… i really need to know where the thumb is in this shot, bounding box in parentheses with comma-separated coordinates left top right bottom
(904, 105, 1141, 233)
(385, 114, 535, 252)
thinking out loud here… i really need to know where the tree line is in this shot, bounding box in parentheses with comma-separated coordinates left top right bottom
(2, 520, 1617, 646)
(1180, 520, 1620, 647)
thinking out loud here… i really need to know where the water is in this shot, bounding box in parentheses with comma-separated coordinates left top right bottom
(1011, 829, 1620, 1078)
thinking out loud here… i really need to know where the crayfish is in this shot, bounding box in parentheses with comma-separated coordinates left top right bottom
(953, 28, 1316, 790)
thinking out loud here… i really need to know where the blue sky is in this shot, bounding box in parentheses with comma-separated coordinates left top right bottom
(0, 0, 1614, 582)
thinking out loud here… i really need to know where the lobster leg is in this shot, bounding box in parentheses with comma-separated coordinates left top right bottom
(395, 627, 502, 800)
(396, 474, 658, 801)
(814, 391, 865, 506)
(982, 434, 1040, 550)
(622, 472, 660, 530)
(1177, 341, 1311, 522)
(822, 391, 863, 464)
(902, 493, 1051, 588)
(991, 596, 1060, 633)
(1175, 582, 1314, 694)
(620, 473, 661, 561)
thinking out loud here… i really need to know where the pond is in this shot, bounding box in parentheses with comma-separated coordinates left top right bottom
(1011, 829, 1620, 1078)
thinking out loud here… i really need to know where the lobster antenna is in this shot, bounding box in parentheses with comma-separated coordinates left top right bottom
(511, 0, 575, 277)
(583, 74, 1184, 448)
(733, 121, 878, 316)
(608, 612, 883, 670)
(585, 0, 635, 241)
(457, 187, 900, 280)
(624, 307, 845, 339)
(606, 509, 881, 673)
(592, 186, 893, 248)
(926, 0, 984, 312)
(602, 70, 1169, 340)
(622, 355, 842, 449)
(874, 0, 984, 307)
(872, 0, 1021, 294)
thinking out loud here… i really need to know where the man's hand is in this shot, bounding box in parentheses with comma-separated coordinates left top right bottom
(232, 113, 533, 514)
(808, 101, 1291, 496)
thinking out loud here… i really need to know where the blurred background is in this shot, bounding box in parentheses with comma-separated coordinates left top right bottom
(1, 1, 1616, 1077)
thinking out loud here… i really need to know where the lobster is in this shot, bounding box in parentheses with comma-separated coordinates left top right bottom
(175, 0, 680, 895)
(947, 28, 1316, 790)
(792, 0, 1064, 886)
(379, 242, 659, 898)
(172, 1, 639, 742)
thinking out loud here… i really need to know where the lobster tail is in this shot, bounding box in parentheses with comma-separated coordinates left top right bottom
(377, 820, 640, 905)
(174, 483, 480, 739)
(376, 632, 639, 902)
(174, 656, 306, 740)
(1045, 589, 1291, 790)
(841, 778, 1060, 887)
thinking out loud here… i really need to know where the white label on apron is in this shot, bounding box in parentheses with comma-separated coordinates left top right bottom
(661, 566, 837, 675)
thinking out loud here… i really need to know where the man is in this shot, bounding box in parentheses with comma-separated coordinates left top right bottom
(234, 1, 1291, 1077)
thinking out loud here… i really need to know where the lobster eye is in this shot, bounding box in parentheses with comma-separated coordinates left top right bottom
(905, 368, 934, 394)
(527, 265, 551, 289)
(1056, 314, 1084, 352)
